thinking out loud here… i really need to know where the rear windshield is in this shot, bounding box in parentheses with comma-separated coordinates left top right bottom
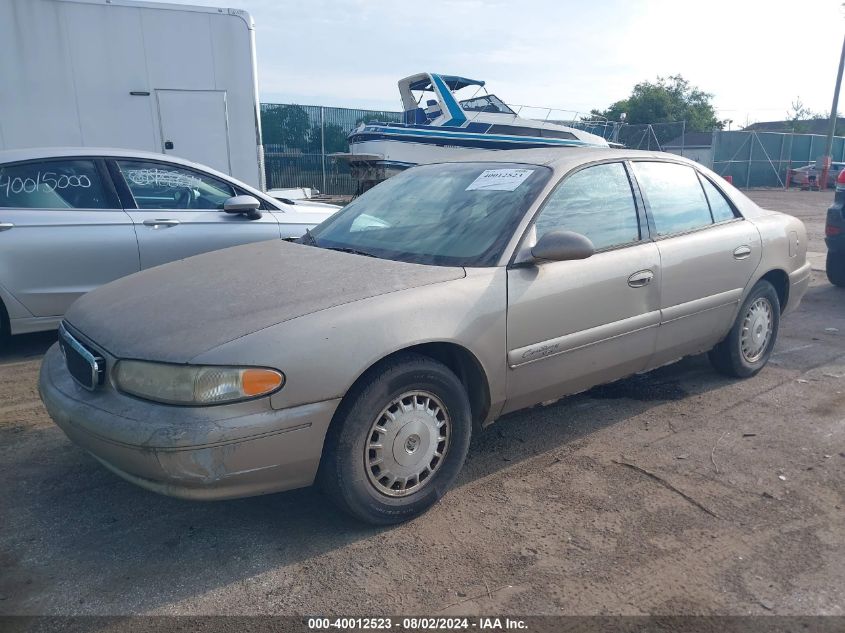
(310, 162, 551, 266)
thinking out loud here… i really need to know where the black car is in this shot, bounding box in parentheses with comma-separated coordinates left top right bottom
(826, 169, 845, 286)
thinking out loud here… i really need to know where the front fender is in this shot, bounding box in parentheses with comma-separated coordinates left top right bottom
(190, 268, 508, 417)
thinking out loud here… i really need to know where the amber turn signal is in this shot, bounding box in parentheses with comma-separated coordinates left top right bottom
(241, 368, 285, 396)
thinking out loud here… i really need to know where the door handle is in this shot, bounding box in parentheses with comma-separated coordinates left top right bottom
(733, 245, 752, 260)
(628, 269, 654, 288)
(142, 219, 180, 229)
(0, 222, 14, 232)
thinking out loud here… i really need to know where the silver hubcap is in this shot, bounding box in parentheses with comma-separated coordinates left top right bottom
(365, 391, 450, 497)
(741, 297, 773, 363)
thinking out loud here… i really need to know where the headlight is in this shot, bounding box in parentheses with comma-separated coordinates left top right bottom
(113, 360, 284, 405)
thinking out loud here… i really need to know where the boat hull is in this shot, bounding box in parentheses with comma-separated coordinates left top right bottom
(346, 120, 605, 168)
(348, 139, 489, 169)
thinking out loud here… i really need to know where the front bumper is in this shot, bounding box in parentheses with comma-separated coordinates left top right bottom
(39, 343, 340, 500)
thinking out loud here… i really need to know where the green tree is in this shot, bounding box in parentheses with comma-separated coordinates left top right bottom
(302, 111, 402, 154)
(592, 75, 722, 131)
(355, 111, 402, 126)
(304, 122, 350, 154)
(786, 98, 845, 135)
(322, 123, 351, 153)
(260, 104, 311, 150)
(786, 97, 815, 133)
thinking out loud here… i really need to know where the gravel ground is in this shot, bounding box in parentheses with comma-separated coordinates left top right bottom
(0, 190, 843, 616)
(746, 189, 829, 263)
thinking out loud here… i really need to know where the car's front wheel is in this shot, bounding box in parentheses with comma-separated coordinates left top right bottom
(708, 280, 780, 378)
(318, 353, 472, 525)
(827, 251, 845, 287)
(0, 301, 8, 354)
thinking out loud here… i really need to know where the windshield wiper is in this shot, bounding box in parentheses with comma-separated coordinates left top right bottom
(299, 230, 376, 257)
(323, 246, 377, 258)
(299, 228, 318, 246)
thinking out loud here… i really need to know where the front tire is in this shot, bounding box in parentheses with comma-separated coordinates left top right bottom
(827, 251, 845, 287)
(318, 353, 472, 525)
(0, 300, 9, 354)
(708, 280, 780, 378)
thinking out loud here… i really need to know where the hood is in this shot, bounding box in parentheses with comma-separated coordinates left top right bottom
(66, 240, 465, 362)
(277, 199, 341, 213)
(294, 200, 342, 211)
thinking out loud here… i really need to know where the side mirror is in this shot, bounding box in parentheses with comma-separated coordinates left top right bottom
(223, 195, 262, 219)
(531, 230, 594, 262)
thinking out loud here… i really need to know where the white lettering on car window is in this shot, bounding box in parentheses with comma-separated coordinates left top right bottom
(124, 168, 202, 189)
(465, 169, 535, 192)
(0, 171, 92, 196)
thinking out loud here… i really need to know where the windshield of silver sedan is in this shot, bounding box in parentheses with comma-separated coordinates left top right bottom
(307, 162, 552, 266)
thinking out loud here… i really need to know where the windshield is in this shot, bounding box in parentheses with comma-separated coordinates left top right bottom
(459, 95, 515, 115)
(309, 162, 551, 266)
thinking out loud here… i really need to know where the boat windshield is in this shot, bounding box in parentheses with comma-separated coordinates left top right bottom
(459, 95, 515, 115)
(308, 162, 552, 267)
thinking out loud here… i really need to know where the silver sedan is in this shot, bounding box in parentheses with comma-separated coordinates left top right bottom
(39, 148, 810, 524)
(0, 147, 338, 340)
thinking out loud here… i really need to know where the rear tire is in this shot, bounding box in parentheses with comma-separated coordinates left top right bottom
(827, 251, 845, 287)
(318, 353, 472, 525)
(709, 280, 780, 378)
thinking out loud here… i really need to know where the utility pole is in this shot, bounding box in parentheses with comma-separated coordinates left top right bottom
(822, 31, 845, 187)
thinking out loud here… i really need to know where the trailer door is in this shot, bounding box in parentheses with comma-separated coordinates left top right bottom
(156, 90, 231, 175)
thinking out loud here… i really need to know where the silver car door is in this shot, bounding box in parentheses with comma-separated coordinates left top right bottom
(631, 161, 762, 367)
(505, 162, 661, 414)
(113, 159, 281, 269)
(0, 157, 139, 318)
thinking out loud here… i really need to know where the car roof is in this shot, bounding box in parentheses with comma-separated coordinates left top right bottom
(0, 146, 192, 163)
(0, 145, 265, 193)
(446, 147, 692, 174)
(0, 146, 247, 183)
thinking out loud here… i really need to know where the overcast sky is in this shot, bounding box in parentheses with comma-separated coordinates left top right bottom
(165, 0, 844, 125)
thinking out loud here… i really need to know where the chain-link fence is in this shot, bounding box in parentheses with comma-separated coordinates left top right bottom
(712, 130, 845, 188)
(259, 102, 845, 192)
(520, 120, 687, 149)
(260, 103, 695, 194)
(616, 122, 687, 150)
(260, 103, 401, 195)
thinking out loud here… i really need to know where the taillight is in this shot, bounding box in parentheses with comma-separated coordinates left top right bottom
(826, 224, 842, 237)
(837, 169, 845, 190)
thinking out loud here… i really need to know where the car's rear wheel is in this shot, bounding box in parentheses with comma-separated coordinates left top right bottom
(827, 251, 845, 287)
(708, 280, 780, 378)
(318, 353, 472, 525)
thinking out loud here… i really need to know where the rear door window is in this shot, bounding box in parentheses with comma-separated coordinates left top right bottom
(116, 160, 235, 210)
(0, 159, 113, 209)
(699, 176, 737, 223)
(633, 162, 713, 236)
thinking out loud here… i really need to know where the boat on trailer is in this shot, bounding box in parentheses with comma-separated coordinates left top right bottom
(335, 72, 610, 192)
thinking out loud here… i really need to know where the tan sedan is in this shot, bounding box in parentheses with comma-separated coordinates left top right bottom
(39, 148, 810, 524)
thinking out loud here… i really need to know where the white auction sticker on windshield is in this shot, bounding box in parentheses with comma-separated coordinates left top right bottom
(465, 168, 535, 191)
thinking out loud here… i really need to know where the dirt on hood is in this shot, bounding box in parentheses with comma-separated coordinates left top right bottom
(64, 240, 464, 363)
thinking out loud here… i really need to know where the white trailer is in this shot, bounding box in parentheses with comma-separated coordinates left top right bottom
(0, 0, 265, 188)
